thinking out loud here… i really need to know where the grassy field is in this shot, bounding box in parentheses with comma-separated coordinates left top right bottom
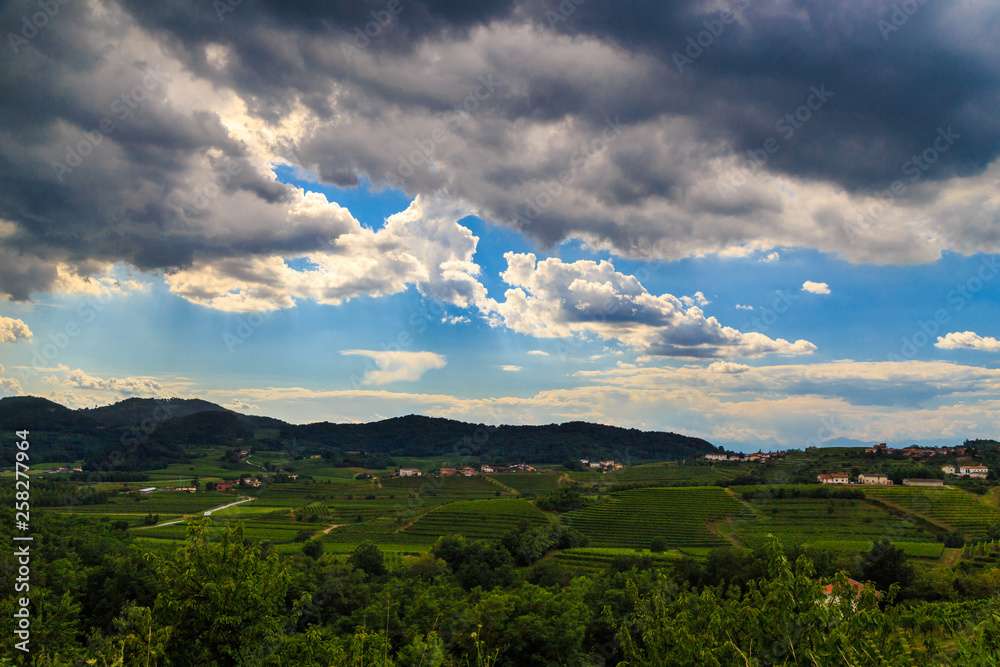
(732, 494, 937, 549)
(31, 444, 1000, 566)
(402, 498, 549, 540)
(549, 547, 685, 572)
(864, 487, 1000, 539)
(563, 487, 753, 549)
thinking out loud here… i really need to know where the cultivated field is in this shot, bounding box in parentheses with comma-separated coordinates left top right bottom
(563, 487, 753, 549)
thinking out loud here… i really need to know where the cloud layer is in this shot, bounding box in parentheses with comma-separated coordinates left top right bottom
(1, 0, 1000, 303)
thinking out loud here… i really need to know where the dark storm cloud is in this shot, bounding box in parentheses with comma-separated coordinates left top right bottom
(1, 0, 999, 301)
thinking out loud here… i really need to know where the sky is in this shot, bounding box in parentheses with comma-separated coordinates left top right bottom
(1, 0, 999, 451)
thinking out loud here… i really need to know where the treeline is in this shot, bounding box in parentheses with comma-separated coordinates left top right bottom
(321, 450, 395, 469)
(4, 507, 1000, 665)
(288, 415, 715, 463)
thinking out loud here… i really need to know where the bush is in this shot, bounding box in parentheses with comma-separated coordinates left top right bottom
(650, 537, 667, 553)
(301, 539, 324, 560)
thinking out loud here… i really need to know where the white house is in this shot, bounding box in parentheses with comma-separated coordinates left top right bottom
(705, 453, 728, 461)
(818, 473, 849, 485)
(960, 465, 988, 479)
(480, 465, 494, 474)
(941, 465, 956, 475)
(857, 473, 892, 485)
(398, 468, 421, 477)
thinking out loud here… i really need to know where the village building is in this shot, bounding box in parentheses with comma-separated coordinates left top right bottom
(480, 465, 494, 474)
(439, 468, 457, 476)
(460, 467, 477, 476)
(817, 473, 850, 485)
(857, 473, 892, 485)
(139, 487, 156, 494)
(902, 478, 944, 487)
(960, 465, 989, 479)
(941, 465, 956, 475)
(398, 468, 421, 477)
(704, 453, 728, 461)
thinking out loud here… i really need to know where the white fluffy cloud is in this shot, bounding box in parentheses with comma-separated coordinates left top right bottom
(501, 365, 522, 372)
(489, 253, 816, 359)
(802, 281, 831, 295)
(60, 368, 165, 396)
(165, 196, 488, 313)
(342, 349, 447, 385)
(935, 331, 1000, 352)
(0, 377, 23, 396)
(0, 317, 32, 343)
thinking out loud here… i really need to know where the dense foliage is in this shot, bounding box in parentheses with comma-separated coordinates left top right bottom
(3, 509, 999, 666)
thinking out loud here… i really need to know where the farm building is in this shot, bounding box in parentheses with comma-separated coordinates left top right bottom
(480, 465, 494, 473)
(439, 468, 457, 476)
(398, 468, 421, 477)
(139, 487, 156, 494)
(460, 467, 477, 476)
(902, 478, 944, 487)
(704, 453, 728, 461)
(857, 473, 892, 485)
(959, 465, 988, 479)
(817, 473, 849, 485)
(864, 443, 888, 454)
(941, 465, 956, 475)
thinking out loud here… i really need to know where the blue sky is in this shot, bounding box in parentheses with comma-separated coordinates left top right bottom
(2, 0, 1000, 450)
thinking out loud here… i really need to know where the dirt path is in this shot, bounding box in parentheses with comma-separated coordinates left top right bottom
(940, 548, 962, 567)
(322, 523, 344, 534)
(136, 496, 254, 529)
(203, 496, 254, 516)
(707, 517, 747, 549)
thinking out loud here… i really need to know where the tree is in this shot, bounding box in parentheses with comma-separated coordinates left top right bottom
(348, 541, 388, 577)
(616, 538, 915, 666)
(857, 539, 914, 592)
(302, 538, 324, 560)
(650, 537, 667, 553)
(154, 520, 289, 666)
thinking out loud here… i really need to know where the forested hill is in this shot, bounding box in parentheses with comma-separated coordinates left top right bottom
(0, 396, 717, 464)
(290, 415, 716, 462)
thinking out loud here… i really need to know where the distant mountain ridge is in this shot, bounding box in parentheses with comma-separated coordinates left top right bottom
(0, 395, 718, 465)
